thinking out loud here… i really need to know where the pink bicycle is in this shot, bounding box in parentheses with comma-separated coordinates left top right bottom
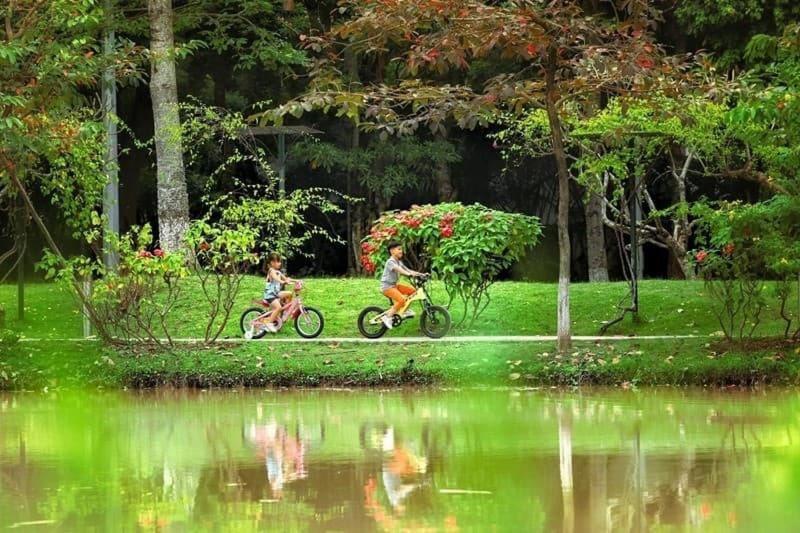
(239, 281, 324, 339)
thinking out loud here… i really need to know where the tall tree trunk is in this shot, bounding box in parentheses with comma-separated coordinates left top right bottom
(435, 126, 456, 202)
(584, 192, 608, 282)
(345, 49, 360, 274)
(148, 0, 189, 252)
(545, 50, 572, 353)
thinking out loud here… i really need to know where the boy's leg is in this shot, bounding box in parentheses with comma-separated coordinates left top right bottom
(383, 287, 406, 315)
(396, 284, 416, 316)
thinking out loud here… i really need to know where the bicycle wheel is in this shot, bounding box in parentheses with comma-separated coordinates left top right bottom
(240, 307, 269, 340)
(358, 306, 388, 339)
(295, 306, 324, 338)
(420, 305, 451, 339)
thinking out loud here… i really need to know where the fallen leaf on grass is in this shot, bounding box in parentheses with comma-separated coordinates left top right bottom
(509, 373, 521, 381)
(598, 359, 607, 366)
(612, 357, 620, 364)
(323, 359, 334, 365)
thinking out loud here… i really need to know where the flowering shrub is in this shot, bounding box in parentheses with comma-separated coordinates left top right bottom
(693, 197, 800, 341)
(362, 203, 542, 323)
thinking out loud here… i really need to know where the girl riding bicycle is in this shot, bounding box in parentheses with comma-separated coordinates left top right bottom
(262, 252, 297, 333)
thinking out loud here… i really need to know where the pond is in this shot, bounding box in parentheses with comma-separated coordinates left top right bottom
(1, 388, 799, 531)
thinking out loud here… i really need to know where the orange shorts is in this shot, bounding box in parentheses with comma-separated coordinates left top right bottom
(383, 284, 415, 312)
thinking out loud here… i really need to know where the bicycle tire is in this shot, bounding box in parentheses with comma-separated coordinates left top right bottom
(358, 306, 388, 339)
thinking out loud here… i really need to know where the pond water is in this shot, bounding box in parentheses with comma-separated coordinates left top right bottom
(1, 388, 800, 532)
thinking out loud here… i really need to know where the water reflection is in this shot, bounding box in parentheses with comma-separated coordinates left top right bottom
(1, 389, 799, 531)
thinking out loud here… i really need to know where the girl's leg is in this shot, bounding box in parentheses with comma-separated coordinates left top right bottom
(265, 299, 282, 326)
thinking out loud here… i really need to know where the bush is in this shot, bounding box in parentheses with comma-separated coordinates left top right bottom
(361, 203, 542, 323)
(694, 197, 800, 341)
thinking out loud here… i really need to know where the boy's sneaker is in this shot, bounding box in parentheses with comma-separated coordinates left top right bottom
(265, 322, 278, 333)
(381, 315, 394, 329)
(402, 309, 415, 319)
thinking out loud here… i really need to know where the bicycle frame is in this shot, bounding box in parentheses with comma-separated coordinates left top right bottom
(252, 290, 306, 328)
(369, 279, 434, 324)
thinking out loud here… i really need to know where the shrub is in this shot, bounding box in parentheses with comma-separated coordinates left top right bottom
(694, 197, 800, 341)
(361, 203, 542, 324)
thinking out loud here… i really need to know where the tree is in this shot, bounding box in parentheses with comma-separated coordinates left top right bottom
(291, 136, 460, 272)
(499, 93, 741, 279)
(261, 0, 678, 350)
(148, 0, 190, 251)
(1, 0, 139, 328)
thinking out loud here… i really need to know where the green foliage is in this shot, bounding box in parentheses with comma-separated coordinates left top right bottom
(185, 220, 261, 342)
(179, 101, 345, 259)
(0, 0, 140, 249)
(676, 0, 800, 67)
(361, 203, 542, 323)
(292, 137, 460, 199)
(728, 24, 800, 192)
(694, 196, 800, 340)
(174, 0, 310, 72)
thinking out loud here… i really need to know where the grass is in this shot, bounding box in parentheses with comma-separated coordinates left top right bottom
(0, 277, 794, 340)
(2, 278, 798, 390)
(2, 338, 800, 390)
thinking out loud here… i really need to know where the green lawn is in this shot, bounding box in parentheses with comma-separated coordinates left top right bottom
(3, 338, 800, 390)
(0, 277, 793, 340)
(3, 278, 798, 390)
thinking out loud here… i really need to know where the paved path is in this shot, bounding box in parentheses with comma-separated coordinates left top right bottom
(18, 334, 702, 343)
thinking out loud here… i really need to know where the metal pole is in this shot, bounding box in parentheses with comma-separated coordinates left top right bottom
(277, 132, 286, 197)
(102, 0, 119, 269)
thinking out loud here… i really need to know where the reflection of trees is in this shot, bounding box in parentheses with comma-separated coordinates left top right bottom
(557, 404, 574, 533)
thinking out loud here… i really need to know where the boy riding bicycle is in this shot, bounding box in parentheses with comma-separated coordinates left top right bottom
(380, 241, 425, 329)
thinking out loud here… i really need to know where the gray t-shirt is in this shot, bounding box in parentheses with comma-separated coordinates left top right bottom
(380, 257, 405, 291)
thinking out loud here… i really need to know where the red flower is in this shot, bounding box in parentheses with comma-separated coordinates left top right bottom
(440, 212, 457, 225)
(198, 241, 210, 252)
(138, 250, 153, 259)
(722, 243, 735, 257)
(440, 226, 454, 238)
(526, 43, 538, 57)
(360, 255, 376, 273)
(695, 250, 708, 263)
(402, 218, 421, 229)
(153, 248, 164, 258)
(423, 48, 440, 62)
(636, 55, 655, 69)
(361, 242, 376, 254)
(386, 226, 398, 236)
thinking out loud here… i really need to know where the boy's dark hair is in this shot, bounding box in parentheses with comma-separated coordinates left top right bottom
(386, 241, 402, 253)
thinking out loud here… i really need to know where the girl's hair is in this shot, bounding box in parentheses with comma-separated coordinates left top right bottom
(265, 252, 282, 273)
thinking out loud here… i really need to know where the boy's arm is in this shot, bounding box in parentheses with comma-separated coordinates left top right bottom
(395, 264, 423, 277)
